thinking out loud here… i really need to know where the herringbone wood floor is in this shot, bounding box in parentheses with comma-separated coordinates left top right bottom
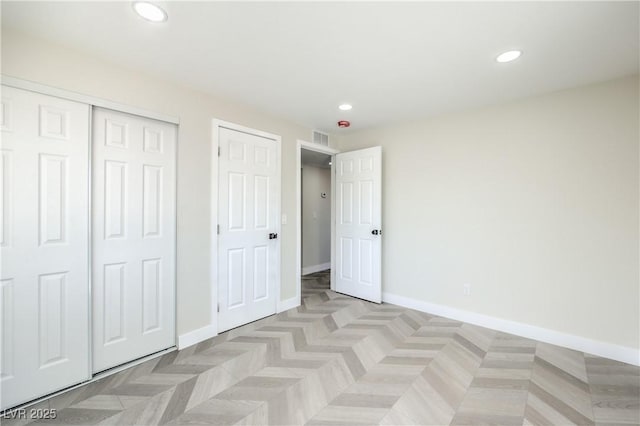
(2, 271, 639, 425)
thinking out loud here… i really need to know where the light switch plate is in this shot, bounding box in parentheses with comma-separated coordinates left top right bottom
(281, 214, 287, 225)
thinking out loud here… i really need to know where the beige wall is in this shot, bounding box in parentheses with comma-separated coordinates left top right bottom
(1, 29, 312, 336)
(4, 28, 638, 353)
(338, 75, 640, 350)
(301, 165, 331, 270)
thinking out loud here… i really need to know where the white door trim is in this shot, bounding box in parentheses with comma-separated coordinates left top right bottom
(212, 119, 282, 329)
(296, 140, 340, 303)
(1, 75, 180, 125)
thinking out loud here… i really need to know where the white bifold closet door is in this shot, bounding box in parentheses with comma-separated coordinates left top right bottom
(92, 108, 176, 373)
(0, 86, 90, 410)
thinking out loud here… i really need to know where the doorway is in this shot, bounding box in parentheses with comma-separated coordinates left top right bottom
(296, 141, 339, 302)
(301, 150, 332, 275)
(296, 141, 383, 305)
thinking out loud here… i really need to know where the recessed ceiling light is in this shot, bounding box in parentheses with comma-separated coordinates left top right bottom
(338, 104, 353, 111)
(496, 50, 522, 63)
(133, 1, 167, 23)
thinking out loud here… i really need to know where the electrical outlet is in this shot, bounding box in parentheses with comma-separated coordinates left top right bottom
(463, 283, 471, 296)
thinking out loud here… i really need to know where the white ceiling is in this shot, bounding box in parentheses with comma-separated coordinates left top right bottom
(3, 1, 638, 133)
(301, 148, 331, 168)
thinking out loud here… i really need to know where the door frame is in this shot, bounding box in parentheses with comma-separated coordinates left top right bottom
(296, 140, 340, 300)
(1, 75, 180, 125)
(212, 119, 282, 331)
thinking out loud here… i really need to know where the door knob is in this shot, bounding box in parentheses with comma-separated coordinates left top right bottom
(269, 233, 278, 240)
(371, 229, 381, 235)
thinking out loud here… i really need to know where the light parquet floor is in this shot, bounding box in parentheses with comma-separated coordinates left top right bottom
(2, 271, 639, 425)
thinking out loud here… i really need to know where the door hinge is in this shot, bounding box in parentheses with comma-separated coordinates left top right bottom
(217, 303, 220, 313)
(217, 224, 220, 234)
(218, 146, 221, 157)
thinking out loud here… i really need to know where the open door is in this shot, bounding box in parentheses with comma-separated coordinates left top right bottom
(334, 146, 382, 303)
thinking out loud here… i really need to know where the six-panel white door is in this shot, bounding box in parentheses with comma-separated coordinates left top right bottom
(217, 126, 280, 332)
(92, 108, 176, 373)
(335, 146, 382, 303)
(0, 86, 90, 410)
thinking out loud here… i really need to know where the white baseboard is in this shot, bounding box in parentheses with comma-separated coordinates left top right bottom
(179, 296, 302, 349)
(302, 262, 331, 276)
(177, 324, 217, 350)
(278, 295, 300, 313)
(382, 292, 640, 367)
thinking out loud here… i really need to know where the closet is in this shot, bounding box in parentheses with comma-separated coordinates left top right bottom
(92, 108, 176, 373)
(0, 85, 177, 410)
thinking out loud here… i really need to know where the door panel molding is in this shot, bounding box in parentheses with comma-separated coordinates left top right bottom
(0, 82, 179, 410)
(92, 108, 176, 373)
(334, 146, 382, 303)
(0, 86, 90, 410)
(213, 119, 281, 333)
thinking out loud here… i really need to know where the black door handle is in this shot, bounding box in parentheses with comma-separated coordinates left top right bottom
(269, 233, 278, 240)
(371, 229, 382, 235)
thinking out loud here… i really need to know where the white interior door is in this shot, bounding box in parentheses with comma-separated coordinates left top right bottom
(334, 146, 382, 303)
(217, 125, 280, 332)
(92, 108, 176, 373)
(0, 86, 90, 409)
